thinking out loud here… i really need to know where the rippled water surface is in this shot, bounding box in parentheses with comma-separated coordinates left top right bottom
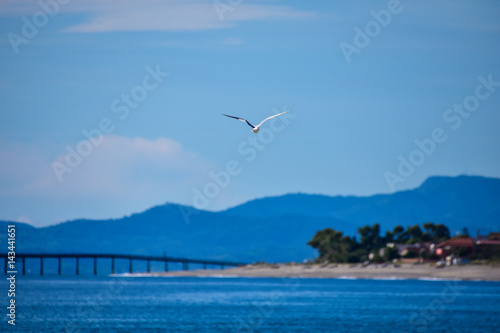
(1, 276, 499, 332)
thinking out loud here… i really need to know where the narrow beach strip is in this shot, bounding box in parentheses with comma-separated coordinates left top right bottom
(136, 263, 500, 281)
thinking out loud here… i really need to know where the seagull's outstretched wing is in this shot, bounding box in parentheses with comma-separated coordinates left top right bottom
(222, 114, 255, 128)
(256, 111, 289, 128)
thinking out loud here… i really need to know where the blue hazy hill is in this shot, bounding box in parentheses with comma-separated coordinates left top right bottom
(1, 175, 499, 263)
(224, 175, 500, 234)
(0, 205, 345, 263)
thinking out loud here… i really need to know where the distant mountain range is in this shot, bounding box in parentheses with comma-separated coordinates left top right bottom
(224, 175, 500, 233)
(1, 175, 499, 263)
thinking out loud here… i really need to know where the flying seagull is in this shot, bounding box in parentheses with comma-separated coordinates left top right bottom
(222, 111, 289, 133)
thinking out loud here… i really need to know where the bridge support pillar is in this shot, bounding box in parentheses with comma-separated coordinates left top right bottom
(1, 255, 243, 276)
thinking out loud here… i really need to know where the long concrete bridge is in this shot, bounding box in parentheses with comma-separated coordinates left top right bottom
(0, 253, 246, 276)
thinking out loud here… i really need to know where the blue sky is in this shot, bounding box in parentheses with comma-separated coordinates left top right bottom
(1, 0, 499, 227)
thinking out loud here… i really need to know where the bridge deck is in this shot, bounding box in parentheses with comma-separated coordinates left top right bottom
(0, 253, 246, 276)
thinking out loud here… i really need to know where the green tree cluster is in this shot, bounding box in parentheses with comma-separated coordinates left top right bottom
(307, 222, 450, 263)
(385, 222, 450, 244)
(307, 228, 362, 263)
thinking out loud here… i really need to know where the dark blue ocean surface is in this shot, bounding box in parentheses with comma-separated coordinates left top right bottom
(1, 276, 499, 332)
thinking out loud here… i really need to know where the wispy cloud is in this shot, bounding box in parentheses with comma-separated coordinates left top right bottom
(0, 0, 316, 32)
(0, 135, 213, 208)
(13, 216, 32, 224)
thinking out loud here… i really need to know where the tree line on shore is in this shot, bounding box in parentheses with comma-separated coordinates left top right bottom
(307, 222, 451, 263)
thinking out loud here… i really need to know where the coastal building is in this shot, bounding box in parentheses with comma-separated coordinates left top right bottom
(475, 233, 500, 259)
(392, 243, 435, 263)
(395, 244, 421, 257)
(488, 232, 500, 241)
(435, 237, 475, 258)
(435, 233, 500, 259)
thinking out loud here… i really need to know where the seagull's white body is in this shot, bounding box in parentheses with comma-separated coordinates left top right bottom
(222, 111, 289, 133)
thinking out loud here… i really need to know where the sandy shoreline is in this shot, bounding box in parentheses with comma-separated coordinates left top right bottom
(138, 263, 500, 281)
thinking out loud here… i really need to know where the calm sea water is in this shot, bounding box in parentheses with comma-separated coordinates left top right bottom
(1, 275, 499, 332)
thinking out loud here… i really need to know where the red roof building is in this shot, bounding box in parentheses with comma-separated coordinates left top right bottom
(436, 237, 475, 257)
(437, 237, 475, 248)
(489, 233, 500, 241)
